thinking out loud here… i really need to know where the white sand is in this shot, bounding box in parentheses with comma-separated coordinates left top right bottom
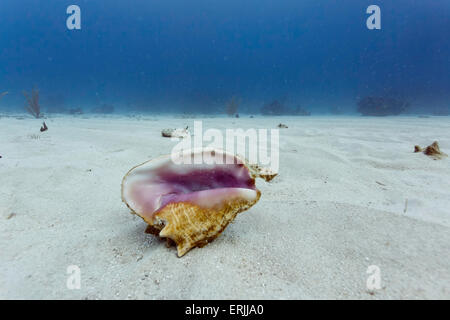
(0, 114, 449, 299)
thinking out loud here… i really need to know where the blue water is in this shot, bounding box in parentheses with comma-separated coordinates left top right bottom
(0, 0, 449, 114)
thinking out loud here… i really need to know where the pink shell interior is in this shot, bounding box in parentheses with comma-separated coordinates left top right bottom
(124, 161, 258, 222)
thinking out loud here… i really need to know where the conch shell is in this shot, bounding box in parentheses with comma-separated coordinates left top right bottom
(121, 148, 276, 257)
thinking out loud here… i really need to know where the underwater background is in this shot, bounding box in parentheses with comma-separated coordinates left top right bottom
(0, 0, 449, 115)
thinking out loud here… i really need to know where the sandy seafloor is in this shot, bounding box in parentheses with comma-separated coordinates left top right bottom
(0, 113, 449, 299)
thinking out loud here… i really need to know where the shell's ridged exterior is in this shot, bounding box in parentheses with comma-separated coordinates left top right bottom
(121, 148, 275, 257)
(156, 193, 260, 256)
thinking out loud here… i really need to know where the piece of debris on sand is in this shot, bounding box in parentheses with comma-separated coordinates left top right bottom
(40, 121, 48, 132)
(161, 126, 190, 139)
(277, 123, 288, 128)
(414, 141, 447, 159)
(6, 212, 16, 220)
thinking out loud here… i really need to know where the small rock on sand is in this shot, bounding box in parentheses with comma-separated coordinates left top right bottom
(161, 127, 189, 139)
